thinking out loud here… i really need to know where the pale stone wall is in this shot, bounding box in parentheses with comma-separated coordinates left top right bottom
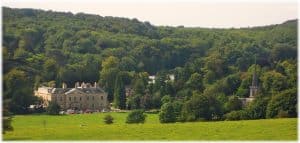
(64, 92, 108, 110)
(34, 87, 53, 107)
(53, 94, 67, 109)
(35, 84, 108, 111)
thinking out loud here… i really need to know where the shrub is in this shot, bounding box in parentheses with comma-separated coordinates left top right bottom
(159, 103, 176, 123)
(224, 110, 249, 121)
(161, 95, 171, 105)
(277, 110, 289, 118)
(225, 96, 243, 112)
(104, 114, 114, 124)
(126, 110, 146, 124)
(266, 88, 297, 118)
(180, 94, 223, 121)
(246, 96, 269, 119)
(3, 108, 13, 134)
(172, 101, 183, 121)
(46, 101, 60, 115)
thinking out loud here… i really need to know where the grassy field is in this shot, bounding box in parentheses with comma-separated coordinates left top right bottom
(3, 112, 297, 140)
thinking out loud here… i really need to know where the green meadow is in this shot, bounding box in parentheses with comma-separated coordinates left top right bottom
(3, 112, 297, 140)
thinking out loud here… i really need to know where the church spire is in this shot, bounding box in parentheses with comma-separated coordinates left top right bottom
(249, 55, 258, 98)
(251, 55, 258, 87)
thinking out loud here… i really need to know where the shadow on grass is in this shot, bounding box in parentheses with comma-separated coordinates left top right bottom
(4, 137, 32, 141)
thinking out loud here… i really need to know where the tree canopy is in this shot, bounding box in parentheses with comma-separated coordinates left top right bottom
(3, 7, 297, 119)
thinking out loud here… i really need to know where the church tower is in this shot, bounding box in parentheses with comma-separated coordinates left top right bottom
(249, 56, 258, 98)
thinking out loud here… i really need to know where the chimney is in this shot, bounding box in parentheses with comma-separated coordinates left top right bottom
(81, 82, 86, 88)
(94, 82, 98, 88)
(75, 82, 80, 88)
(62, 82, 67, 89)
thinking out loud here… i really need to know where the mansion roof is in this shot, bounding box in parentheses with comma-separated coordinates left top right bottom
(37, 82, 105, 95)
(51, 87, 105, 94)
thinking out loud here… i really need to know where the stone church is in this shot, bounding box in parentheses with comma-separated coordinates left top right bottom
(239, 62, 259, 105)
(34, 82, 108, 111)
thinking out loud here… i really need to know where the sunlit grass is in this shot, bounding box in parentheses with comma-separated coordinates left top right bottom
(3, 113, 297, 140)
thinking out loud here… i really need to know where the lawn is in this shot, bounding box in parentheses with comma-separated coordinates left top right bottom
(3, 112, 297, 140)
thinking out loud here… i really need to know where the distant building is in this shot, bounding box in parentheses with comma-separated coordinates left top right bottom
(148, 75, 156, 84)
(249, 65, 258, 98)
(148, 74, 175, 84)
(168, 74, 175, 81)
(239, 60, 259, 105)
(125, 85, 133, 97)
(34, 82, 109, 111)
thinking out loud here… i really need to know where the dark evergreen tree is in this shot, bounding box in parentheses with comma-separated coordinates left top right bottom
(159, 103, 176, 123)
(126, 110, 146, 124)
(113, 74, 126, 109)
(46, 101, 61, 115)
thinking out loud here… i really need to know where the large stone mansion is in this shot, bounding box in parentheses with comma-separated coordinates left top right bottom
(34, 82, 108, 111)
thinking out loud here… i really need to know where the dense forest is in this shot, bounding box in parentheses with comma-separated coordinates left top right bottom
(2, 7, 297, 121)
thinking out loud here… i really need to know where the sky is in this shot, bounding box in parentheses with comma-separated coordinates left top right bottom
(2, 0, 298, 28)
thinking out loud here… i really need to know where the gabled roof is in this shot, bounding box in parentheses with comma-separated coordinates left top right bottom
(64, 87, 106, 95)
(65, 88, 85, 95)
(51, 88, 71, 94)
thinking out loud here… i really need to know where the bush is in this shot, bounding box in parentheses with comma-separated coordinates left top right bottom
(277, 110, 289, 118)
(104, 114, 114, 124)
(180, 94, 223, 122)
(224, 110, 249, 121)
(159, 103, 176, 123)
(46, 101, 60, 115)
(161, 95, 171, 105)
(126, 110, 146, 124)
(225, 96, 243, 112)
(183, 114, 196, 122)
(246, 96, 269, 119)
(3, 108, 13, 134)
(266, 88, 297, 118)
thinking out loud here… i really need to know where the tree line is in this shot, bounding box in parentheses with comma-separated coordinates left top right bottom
(3, 7, 297, 124)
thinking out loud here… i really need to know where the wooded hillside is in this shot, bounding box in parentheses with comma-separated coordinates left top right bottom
(3, 7, 297, 117)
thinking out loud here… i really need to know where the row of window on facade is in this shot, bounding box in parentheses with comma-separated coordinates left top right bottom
(69, 103, 103, 108)
(57, 96, 104, 101)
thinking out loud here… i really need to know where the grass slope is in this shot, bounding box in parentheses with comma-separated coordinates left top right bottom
(3, 113, 297, 140)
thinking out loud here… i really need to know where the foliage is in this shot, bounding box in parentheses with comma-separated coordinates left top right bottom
(224, 110, 249, 121)
(246, 96, 270, 119)
(186, 73, 204, 92)
(100, 56, 120, 102)
(46, 101, 61, 115)
(266, 88, 297, 118)
(3, 69, 36, 114)
(181, 94, 223, 121)
(161, 95, 171, 104)
(225, 96, 243, 112)
(104, 114, 114, 124)
(2, 108, 13, 134)
(113, 73, 126, 109)
(260, 71, 287, 95)
(276, 110, 290, 118)
(126, 110, 146, 124)
(2, 7, 297, 117)
(159, 103, 176, 123)
(126, 94, 141, 110)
